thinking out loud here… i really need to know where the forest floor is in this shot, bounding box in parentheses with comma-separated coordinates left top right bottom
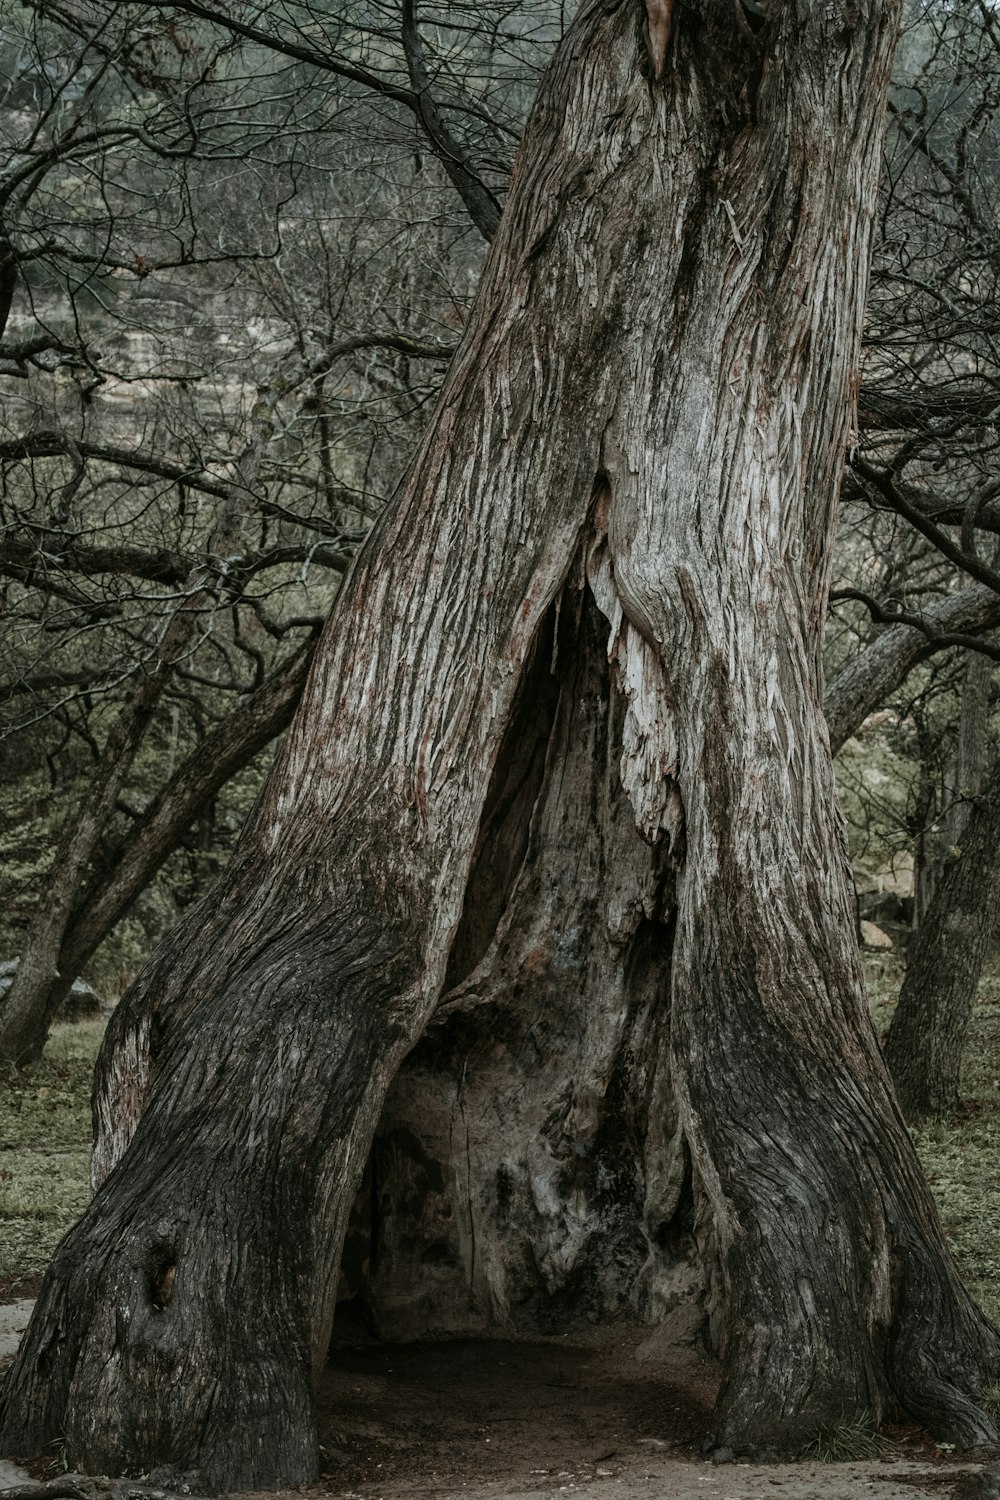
(309, 1323, 1000, 1500)
(3, 1322, 998, 1500)
(1, 961, 999, 1500)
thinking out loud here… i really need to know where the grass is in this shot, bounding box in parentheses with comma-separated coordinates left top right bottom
(903, 970, 1000, 1328)
(0, 1017, 105, 1290)
(796, 1416, 889, 1463)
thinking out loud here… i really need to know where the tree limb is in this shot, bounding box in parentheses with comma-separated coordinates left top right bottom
(824, 583, 1000, 753)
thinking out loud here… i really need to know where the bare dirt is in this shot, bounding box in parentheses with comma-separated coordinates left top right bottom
(4, 1317, 996, 1500)
(309, 1324, 994, 1500)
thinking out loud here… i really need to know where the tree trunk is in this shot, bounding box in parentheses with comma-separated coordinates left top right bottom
(941, 650, 992, 857)
(347, 589, 697, 1342)
(912, 648, 992, 930)
(883, 745, 1000, 1119)
(3, 0, 998, 1489)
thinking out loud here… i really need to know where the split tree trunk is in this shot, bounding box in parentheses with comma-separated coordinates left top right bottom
(3, 0, 998, 1488)
(348, 589, 695, 1343)
(883, 745, 1000, 1119)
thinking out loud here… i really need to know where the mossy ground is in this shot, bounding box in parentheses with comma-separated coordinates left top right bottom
(1, 967, 998, 1329)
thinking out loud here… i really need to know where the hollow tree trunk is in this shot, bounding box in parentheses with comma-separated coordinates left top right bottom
(22, 570, 992, 1045)
(883, 746, 1000, 1119)
(3, 0, 998, 1489)
(349, 588, 697, 1342)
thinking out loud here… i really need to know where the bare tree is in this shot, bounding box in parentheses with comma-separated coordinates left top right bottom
(3, 0, 999, 1489)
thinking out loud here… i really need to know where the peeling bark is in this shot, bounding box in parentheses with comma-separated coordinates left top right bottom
(3, 0, 997, 1489)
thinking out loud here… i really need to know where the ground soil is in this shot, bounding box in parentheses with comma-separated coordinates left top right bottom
(4, 1318, 997, 1500)
(304, 1323, 992, 1500)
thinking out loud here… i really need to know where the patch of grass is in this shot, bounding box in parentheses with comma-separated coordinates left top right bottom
(864, 954, 1000, 1330)
(0, 1018, 104, 1285)
(796, 1416, 889, 1463)
(865, 951, 907, 1037)
(908, 997, 1000, 1328)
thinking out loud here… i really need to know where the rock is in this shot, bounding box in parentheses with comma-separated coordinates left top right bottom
(0, 960, 110, 1020)
(0, 1299, 35, 1361)
(710, 1447, 735, 1465)
(860, 920, 893, 950)
(0, 1462, 34, 1490)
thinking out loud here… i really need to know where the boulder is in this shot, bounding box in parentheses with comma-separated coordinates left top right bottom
(860, 920, 894, 951)
(0, 959, 110, 1020)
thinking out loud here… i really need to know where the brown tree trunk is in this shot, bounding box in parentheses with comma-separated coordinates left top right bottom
(2, 1, 997, 1489)
(883, 745, 1000, 1119)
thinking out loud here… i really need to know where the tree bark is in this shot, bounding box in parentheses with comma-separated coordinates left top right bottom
(883, 744, 1000, 1119)
(3, 0, 998, 1489)
(17, 569, 995, 1047)
(347, 589, 695, 1342)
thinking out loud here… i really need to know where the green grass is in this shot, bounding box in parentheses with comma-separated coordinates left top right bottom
(0, 1017, 105, 1288)
(796, 1416, 889, 1463)
(862, 950, 1000, 1328)
(905, 978, 1000, 1327)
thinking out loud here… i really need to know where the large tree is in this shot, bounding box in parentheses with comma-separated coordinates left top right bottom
(3, 0, 999, 1489)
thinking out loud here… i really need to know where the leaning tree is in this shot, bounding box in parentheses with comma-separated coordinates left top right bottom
(3, 0, 999, 1488)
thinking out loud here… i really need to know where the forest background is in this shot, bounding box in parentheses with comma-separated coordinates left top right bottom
(0, 0, 999, 1358)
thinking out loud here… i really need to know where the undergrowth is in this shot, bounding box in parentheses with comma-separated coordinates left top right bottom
(905, 976, 1000, 1327)
(0, 1017, 104, 1289)
(797, 1416, 889, 1463)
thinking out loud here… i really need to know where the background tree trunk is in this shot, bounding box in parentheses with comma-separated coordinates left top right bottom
(912, 652, 992, 931)
(883, 746, 1000, 1119)
(2, 0, 997, 1489)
